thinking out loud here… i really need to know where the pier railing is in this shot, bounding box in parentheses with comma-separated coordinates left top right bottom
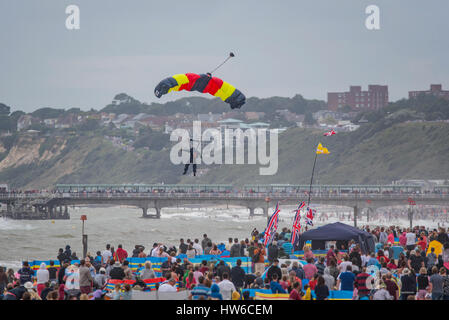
(1, 192, 449, 201)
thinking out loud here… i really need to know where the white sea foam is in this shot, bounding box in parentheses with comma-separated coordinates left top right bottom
(0, 219, 36, 231)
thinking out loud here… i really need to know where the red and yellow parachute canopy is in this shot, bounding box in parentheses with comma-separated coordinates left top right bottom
(154, 73, 246, 109)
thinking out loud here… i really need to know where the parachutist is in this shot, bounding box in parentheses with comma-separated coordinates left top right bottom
(183, 139, 197, 176)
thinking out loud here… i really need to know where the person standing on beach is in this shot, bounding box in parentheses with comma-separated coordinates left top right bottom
(405, 228, 416, 251)
(57, 248, 66, 265)
(36, 263, 49, 296)
(202, 234, 211, 250)
(79, 259, 93, 295)
(193, 239, 203, 256)
(18, 261, 34, 285)
(101, 244, 112, 266)
(253, 243, 266, 275)
(230, 259, 246, 290)
(230, 238, 241, 258)
(0, 267, 8, 298)
(114, 244, 128, 264)
(179, 239, 188, 254)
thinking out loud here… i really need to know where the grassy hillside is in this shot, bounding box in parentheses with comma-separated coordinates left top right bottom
(185, 122, 449, 185)
(0, 122, 448, 189)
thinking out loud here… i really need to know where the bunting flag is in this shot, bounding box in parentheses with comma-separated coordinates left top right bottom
(291, 201, 306, 245)
(305, 207, 316, 226)
(264, 202, 280, 247)
(324, 129, 336, 136)
(316, 142, 330, 154)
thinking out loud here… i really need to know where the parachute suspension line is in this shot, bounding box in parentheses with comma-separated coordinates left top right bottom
(209, 52, 235, 75)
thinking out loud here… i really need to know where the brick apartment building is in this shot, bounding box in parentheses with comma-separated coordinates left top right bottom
(409, 84, 449, 100)
(327, 85, 389, 111)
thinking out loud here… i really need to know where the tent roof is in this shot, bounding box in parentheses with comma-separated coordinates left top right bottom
(300, 222, 370, 241)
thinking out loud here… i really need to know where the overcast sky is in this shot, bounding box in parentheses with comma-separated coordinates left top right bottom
(1, 0, 448, 112)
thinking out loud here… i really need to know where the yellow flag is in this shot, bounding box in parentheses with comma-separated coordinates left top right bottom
(316, 142, 330, 154)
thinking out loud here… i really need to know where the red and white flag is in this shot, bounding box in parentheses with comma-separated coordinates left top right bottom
(263, 202, 280, 246)
(305, 207, 316, 226)
(324, 129, 336, 136)
(290, 201, 306, 245)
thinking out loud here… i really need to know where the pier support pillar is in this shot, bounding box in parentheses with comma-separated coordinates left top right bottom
(263, 207, 269, 223)
(142, 207, 148, 218)
(408, 207, 414, 229)
(63, 206, 70, 219)
(353, 205, 358, 228)
(155, 207, 161, 219)
(249, 207, 255, 217)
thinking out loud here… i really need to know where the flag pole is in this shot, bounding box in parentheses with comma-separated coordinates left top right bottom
(307, 153, 318, 206)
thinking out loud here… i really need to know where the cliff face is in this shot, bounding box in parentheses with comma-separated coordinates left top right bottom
(0, 121, 448, 189)
(0, 135, 67, 171)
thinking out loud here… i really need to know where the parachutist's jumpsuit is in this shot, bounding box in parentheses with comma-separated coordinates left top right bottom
(183, 147, 197, 176)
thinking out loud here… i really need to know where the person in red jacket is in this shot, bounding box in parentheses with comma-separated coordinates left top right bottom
(114, 244, 128, 263)
(376, 250, 390, 264)
(417, 237, 427, 252)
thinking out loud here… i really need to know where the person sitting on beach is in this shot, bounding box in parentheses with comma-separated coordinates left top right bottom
(112, 283, 122, 300)
(266, 259, 282, 282)
(39, 281, 53, 300)
(199, 260, 209, 274)
(158, 278, 178, 293)
(94, 268, 107, 289)
(109, 261, 125, 280)
(270, 274, 286, 294)
(289, 281, 302, 300)
(3, 282, 26, 300)
(186, 244, 196, 259)
(140, 262, 156, 280)
(377, 250, 390, 264)
(209, 244, 222, 255)
(25, 282, 42, 300)
(185, 271, 196, 290)
(122, 260, 133, 280)
(189, 276, 211, 300)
